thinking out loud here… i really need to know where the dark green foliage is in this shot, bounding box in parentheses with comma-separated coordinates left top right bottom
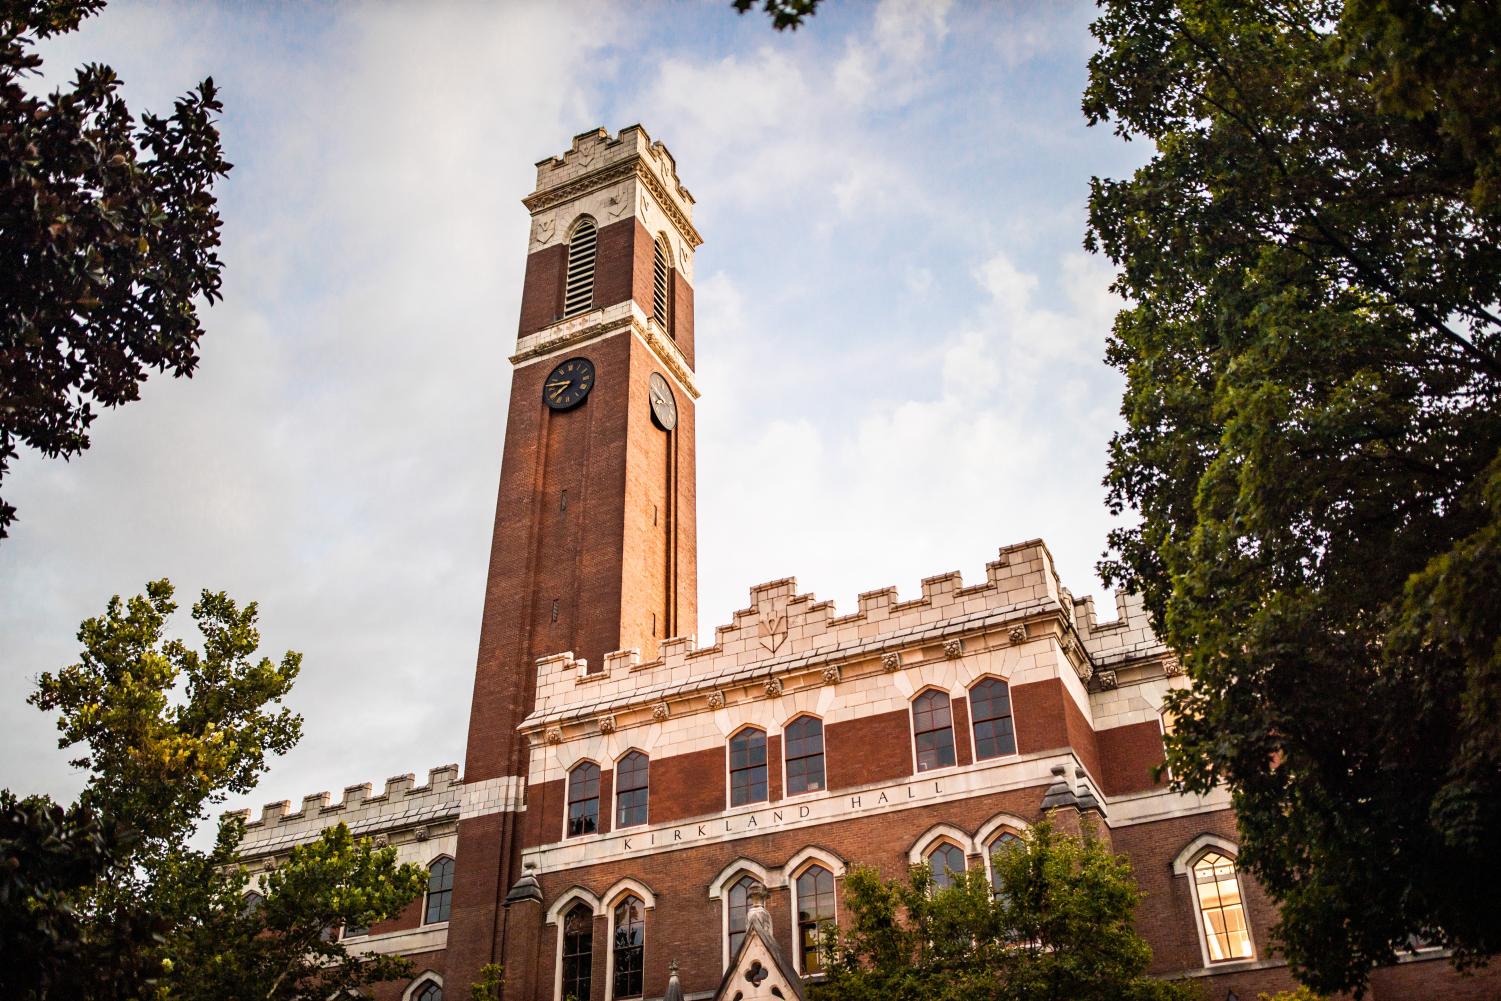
(0, 0, 230, 539)
(730, 0, 823, 32)
(1085, 1, 1501, 994)
(811, 819, 1197, 1001)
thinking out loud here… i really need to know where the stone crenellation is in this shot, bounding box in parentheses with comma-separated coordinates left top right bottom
(530, 124, 694, 216)
(523, 540, 1167, 739)
(229, 764, 461, 857)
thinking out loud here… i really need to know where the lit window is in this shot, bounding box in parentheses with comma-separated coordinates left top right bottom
(568, 761, 601, 837)
(561, 902, 593, 1001)
(970, 679, 1016, 760)
(729, 728, 768, 806)
(564, 217, 598, 318)
(912, 691, 956, 772)
(612, 895, 645, 998)
(651, 235, 670, 328)
(616, 751, 649, 828)
(424, 857, 453, 924)
(727, 874, 755, 956)
(987, 832, 1020, 899)
(1193, 852, 1253, 961)
(795, 865, 836, 974)
(927, 842, 966, 890)
(414, 982, 442, 1001)
(784, 716, 825, 794)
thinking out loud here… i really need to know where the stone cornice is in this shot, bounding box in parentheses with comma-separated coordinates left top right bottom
(522, 159, 703, 250)
(510, 301, 700, 399)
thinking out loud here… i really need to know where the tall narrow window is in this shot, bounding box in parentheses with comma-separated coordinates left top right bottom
(568, 761, 601, 837)
(424, 857, 453, 923)
(988, 831, 1020, 899)
(651, 235, 670, 329)
(1193, 852, 1253, 961)
(616, 751, 649, 828)
(729, 728, 768, 806)
(561, 902, 594, 1001)
(795, 865, 836, 974)
(927, 842, 966, 890)
(242, 891, 264, 918)
(564, 216, 598, 318)
(726, 874, 755, 956)
(784, 716, 825, 794)
(612, 896, 645, 998)
(970, 679, 1017, 760)
(912, 690, 956, 772)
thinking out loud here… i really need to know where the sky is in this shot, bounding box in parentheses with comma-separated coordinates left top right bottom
(0, 0, 1149, 822)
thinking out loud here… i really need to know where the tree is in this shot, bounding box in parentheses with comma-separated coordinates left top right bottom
(1085, 1, 1501, 994)
(730, 0, 823, 32)
(1, 0, 230, 540)
(2, 579, 427, 999)
(810, 819, 1197, 1001)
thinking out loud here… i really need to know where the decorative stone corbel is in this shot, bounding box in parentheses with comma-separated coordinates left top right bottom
(821, 665, 841, 685)
(545, 726, 564, 745)
(1097, 670, 1118, 691)
(597, 715, 617, 735)
(764, 676, 784, 697)
(881, 652, 902, 672)
(707, 690, 725, 710)
(1008, 624, 1027, 644)
(414, 825, 429, 842)
(651, 702, 670, 721)
(943, 639, 964, 659)
(1163, 656, 1185, 678)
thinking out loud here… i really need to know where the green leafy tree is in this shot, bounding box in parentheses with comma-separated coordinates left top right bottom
(1, 0, 231, 539)
(730, 0, 823, 32)
(811, 819, 1197, 1001)
(2, 579, 427, 999)
(1085, 1, 1501, 994)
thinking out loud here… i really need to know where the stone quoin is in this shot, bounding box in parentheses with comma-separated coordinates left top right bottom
(229, 126, 1501, 1001)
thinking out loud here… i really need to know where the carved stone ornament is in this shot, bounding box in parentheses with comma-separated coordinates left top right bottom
(640, 192, 651, 216)
(1163, 657, 1185, 677)
(1097, 670, 1119, 691)
(821, 664, 841, 685)
(707, 690, 726, 710)
(943, 639, 964, 659)
(531, 217, 555, 245)
(764, 676, 784, 697)
(881, 651, 902, 672)
(597, 715, 617, 735)
(679, 244, 691, 269)
(414, 825, 429, 842)
(606, 193, 626, 218)
(651, 702, 670, 721)
(545, 726, 564, 744)
(1008, 624, 1027, 644)
(373, 834, 390, 848)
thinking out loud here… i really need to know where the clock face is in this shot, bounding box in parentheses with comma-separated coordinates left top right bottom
(649, 372, 677, 431)
(542, 357, 594, 411)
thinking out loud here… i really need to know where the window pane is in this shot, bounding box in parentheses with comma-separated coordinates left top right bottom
(613, 896, 645, 998)
(785, 717, 826, 794)
(1193, 852, 1253, 961)
(928, 843, 965, 889)
(729, 730, 768, 806)
(616, 752, 649, 828)
(562, 903, 593, 1001)
(569, 762, 600, 837)
(425, 858, 454, 923)
(728, 875, 754, 956)
(796, 865, 836, 973)
(913, 693, 956, 771)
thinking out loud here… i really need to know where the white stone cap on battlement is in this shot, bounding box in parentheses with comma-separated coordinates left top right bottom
(227, 763, 462, 854)
(530, 124, 694, 217)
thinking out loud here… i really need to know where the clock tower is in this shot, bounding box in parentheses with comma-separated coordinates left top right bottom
(447, 126, 701, 988)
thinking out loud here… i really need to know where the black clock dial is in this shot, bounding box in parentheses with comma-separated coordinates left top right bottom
(542, 357, 595, 411)
(649, 372, 677, 431)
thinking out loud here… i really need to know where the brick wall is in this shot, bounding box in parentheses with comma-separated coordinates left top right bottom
(825, 708, 911, 791)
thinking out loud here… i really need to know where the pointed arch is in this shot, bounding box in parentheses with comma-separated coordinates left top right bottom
(403, 972, 444, 1001)
(545, 885, 603, 924)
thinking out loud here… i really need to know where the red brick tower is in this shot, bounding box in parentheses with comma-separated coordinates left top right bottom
(446, 126, 701, 991)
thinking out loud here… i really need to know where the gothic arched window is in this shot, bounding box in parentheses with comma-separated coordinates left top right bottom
(1192, 852, 1254, 962)
(561, 902, 594, 1001)
(568, 761, 601, 837)
(413, 982, 442, 1001)
(970, 678, 1016, 760)
(564, 216, 598, 318)
(784, 716, 825, 794)
(616, 751, 649, 828)
(729, 728, 768, 806)
(927, 842, 966, 890)
(651, 234, 670, 329)
(424, 857, 454, 924)
(912, 690, 956, 772)
(612, 895, 645, 999)
(987, 831, 1021, 899)
(726, 874, 755, 957)
(795, 864, 836, 974)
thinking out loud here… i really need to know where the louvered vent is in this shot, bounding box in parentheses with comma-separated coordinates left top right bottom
(563, 217, 597, 318)
(652, 235, 670, 328)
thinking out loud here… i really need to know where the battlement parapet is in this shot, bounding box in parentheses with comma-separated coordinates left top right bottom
(1072, 588, 1169, 669)
(526, 125, 698, 241)
(226, 764, 461, 858)
(523, 539, 1153, 736)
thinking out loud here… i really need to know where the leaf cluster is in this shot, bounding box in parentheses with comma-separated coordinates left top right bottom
(0, 0, 230, 538)
(730, 0, 823, 32)
(1085, 1, 1501, 994)
(811, 819, 1197, 1001)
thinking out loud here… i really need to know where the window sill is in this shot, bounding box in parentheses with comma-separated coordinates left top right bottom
(1176, 957, 1278, 979)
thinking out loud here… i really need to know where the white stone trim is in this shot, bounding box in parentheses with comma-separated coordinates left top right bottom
(975, 813, 1030, 888)
(784, 845, 846, 880)
(1175, 836, 1257, 968)
(1171, 833, 1240, 876)
(708, 857, 776, 899)
(460, 776, 526, 820)
(601, 876, 656, 910)
(546, 886, 604, 924)
(402, 972, 443, 1001)
(787, 851, 841, 976)
(907, 822, 977, 866)
(714, 867, 767, 972)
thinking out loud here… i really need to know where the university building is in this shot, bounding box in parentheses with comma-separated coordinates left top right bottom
(232, 126, 1497, 1001)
